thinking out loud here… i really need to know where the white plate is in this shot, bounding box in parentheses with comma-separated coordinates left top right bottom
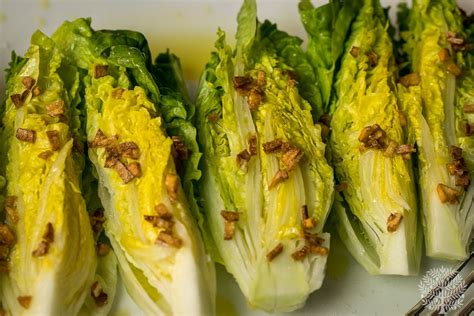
(1, 1, 473, 315)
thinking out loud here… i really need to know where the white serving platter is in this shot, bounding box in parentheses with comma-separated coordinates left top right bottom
(0, 1, 473, 315)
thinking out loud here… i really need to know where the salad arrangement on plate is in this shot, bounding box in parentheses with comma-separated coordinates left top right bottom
(0, 0, 472, 315)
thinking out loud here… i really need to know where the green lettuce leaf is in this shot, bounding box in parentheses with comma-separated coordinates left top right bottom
(299, 0, 362, 113)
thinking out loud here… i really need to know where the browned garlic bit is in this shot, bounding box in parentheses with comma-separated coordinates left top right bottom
(0, 224, 16, 247)
(223, 222, 236, 241)
(90, 130, 143, 183)
(157, 231, 182, 248)
(146, 216, 175, 231)
(305, 232, 328, 256)
(171, 136, 189, 161)
(395, 144, 416, 160)
(456, 176, 470, 187)
(366, 51, 378, 67)
(38, 150, 53, 160)
(280, 142, 294, 153)
(146, 203, 180, 247)
(10, 94, 24, 108)
(90, 209, 106, 234)
(266, 243, 284, 262)
(221, 210, 240, 240)
(358, 124, 386, 150)
(10, 89, 31, 109)
(265, 142, 304, 189)
(119, 141, 140, 160)
(291, 232, 328, 261)
(17, 296, 32, 309)
(399, 73, 421, 87)
(262, 139, 283, 153)
(310, 245, 329, 256)
(291, 246, 309, 261)
(221, 210, 240, 222)
(447, 31, 464, 45)
(91, 281, 108, 307)
(4, 195, 19, 224)
(145, 203, 175, 231)
(463, 104, 474, 113)
(451, 146, 464, 162)
(155, 203, 173, 220)
(383, 140, 399, 158)
(94, 65, 109, 79)
(114, 161, 135, 184)
(127, 162, 142, 178)
(268, 170, 289, 190)
(350, 46, 360, 57)
(43, 223, 54, 243)
(232, 76, 253, 94)
(46, 130, 61, 151)
(236, 149, 251, 170)
(387, 213, 403, 233)
(281, 146, 303, 171)
(358, 124, 415, 159)
(446, 63, 462, 77)
(97, 243, 110, 256)
(335, 182, 348, 192)
(46, 100, 65, 118)
(248, 135, 258, 156)
(248, 88, 264, 111)
(0, 224, 16, 273)
(32, 241, 49, 257)
(437, 183, 462, 204)
(22, 76, 36, 90)
(88, 129, 119, 148)
(111, 88, 125, 99)
(16, 128, 36, 143)
(32, 222, 55, 257)
(104, 147, 120, 168)
(165, 173, 179, 202)
(301, 205, 316, 230)
(438, 48, 450, 62)
(232, 75, 265, 110)
(447, 146, 470, 189)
